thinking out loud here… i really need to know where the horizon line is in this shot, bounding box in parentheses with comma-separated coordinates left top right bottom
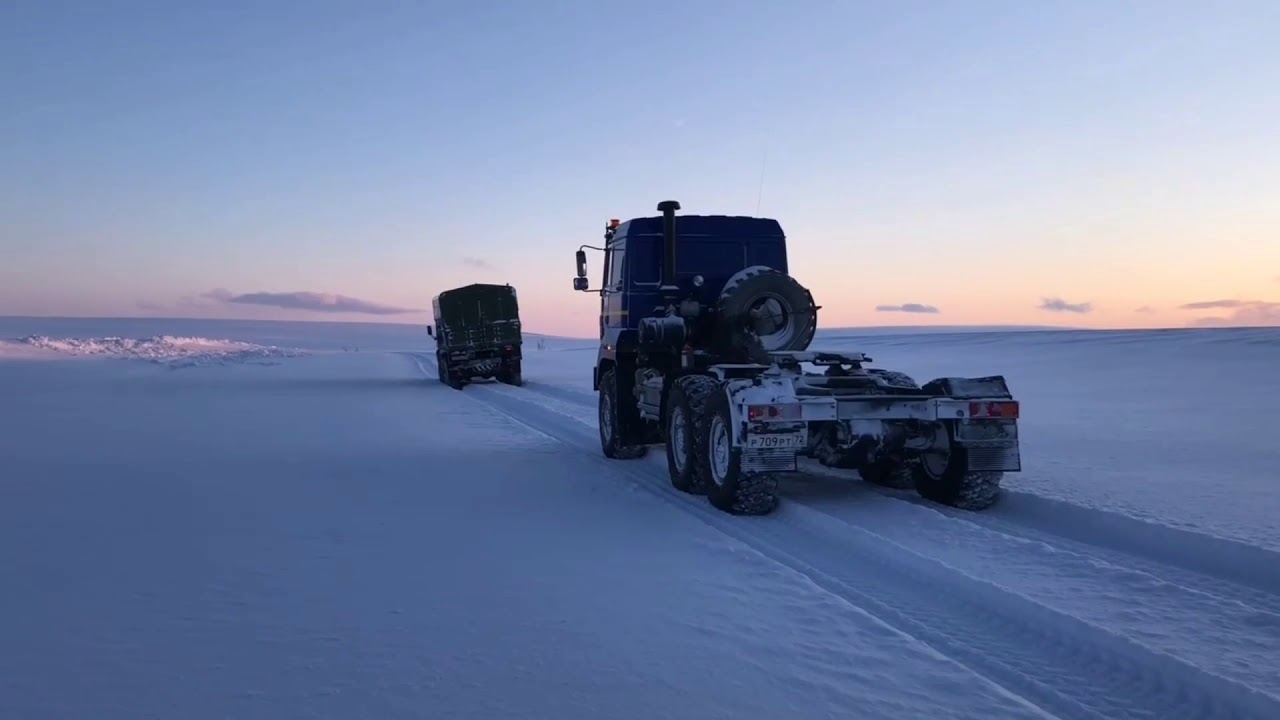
(2, 314, 1276, 339)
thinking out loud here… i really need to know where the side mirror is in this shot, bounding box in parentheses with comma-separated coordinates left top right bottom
(573, 277, 588, 291)
(575, 250, 587, 278)
(426, 325, 434, 337)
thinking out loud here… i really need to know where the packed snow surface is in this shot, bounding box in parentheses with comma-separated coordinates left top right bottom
(3, 316, 1279, 720)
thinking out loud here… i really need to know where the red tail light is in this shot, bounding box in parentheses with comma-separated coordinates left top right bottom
(969, 401, 1019, 419)
(747, 404, 802, 421)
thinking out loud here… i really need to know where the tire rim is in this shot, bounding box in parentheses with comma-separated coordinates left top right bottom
(670, 405, 688, 473)
(709, 415, 730, 485)
(921, 425, 949, 478)
(746, 292, 797, 351)
(599, 390, 613, 443)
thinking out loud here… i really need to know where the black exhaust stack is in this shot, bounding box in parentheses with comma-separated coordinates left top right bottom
(657, 200, 680, 296)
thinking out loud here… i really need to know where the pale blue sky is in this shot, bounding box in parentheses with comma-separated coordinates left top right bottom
(3, 1, 1278, 336)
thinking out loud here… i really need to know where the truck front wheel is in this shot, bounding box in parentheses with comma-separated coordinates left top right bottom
(598, 369, 646, 460)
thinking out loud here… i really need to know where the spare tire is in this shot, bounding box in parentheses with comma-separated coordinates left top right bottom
(718, 265, 818, 353)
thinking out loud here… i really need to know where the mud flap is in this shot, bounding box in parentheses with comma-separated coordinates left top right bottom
(741, 448, 799, 474)
(955, 420, 1021, 472)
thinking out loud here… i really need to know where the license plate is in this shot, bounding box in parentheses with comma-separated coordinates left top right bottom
(746, 432, 807, 450)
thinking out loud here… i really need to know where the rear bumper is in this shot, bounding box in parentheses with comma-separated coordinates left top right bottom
(743, 395, 1018, 423)
(447, 343, 522, 362)
(735, 395, 1021, 475)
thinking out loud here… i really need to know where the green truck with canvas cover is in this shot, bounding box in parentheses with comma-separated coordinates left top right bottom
(427, 283, 523, 388)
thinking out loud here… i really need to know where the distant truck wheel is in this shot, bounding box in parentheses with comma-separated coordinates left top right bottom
(913, 423, 1002, 510)
(440, 356, 465, 390)
(598, 369, 646, 460)
(700, 386, 779, 515)
(665, 374, 717, 495)
(435, 352, 446, 383)
(498, 359, 522, 386)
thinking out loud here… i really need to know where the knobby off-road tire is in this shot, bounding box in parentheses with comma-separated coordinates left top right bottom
(665, 374, 718, 495)
(498, 359, 523, 387)
(598, 369, 646, 460)
(438, 352, 465, 389)
(913, 423, 1002, 510)
(859, 457, 918, 490)
(700, 385, 779, 516)
(718, 266, 818, 356)
(447, 360, 466, 389)
(858, 369, 922, 489)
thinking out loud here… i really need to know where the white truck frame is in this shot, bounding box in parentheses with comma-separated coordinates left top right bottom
(677, 349, 1022, 514)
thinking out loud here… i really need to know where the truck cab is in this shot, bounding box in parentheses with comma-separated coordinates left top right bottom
(575, 211, 791, 390)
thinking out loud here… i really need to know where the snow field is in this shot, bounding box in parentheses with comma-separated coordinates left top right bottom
(0, 350, 1052, 719)
(4, 321, 1279, 719)
(453, 349, 1280, 719)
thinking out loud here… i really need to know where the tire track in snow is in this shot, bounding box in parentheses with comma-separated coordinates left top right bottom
(512, 371, 1280, 611)
(796, 494, 1280, 703)
(805, 458, 1280, 605)
(411, 354, 1280, 720)
(406, 354, 1060, 719)
(875, 484, 1280, 614)
(513, 379, 597, 406)
(505, 372, 1280, 698)
(955, 492, 1280, 601)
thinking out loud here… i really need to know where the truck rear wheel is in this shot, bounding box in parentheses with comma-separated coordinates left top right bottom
(913, 423, 1002, 510)
(598, 369, 646, 460)
(437, 352, 464, 389)
(665, 374, 716, 495)
(498, 359, 522, 386)
(701, 387, 779, 515)
(859, 457, 917, 490)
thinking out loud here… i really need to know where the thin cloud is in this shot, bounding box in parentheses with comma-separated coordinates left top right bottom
(135, 300, 166, 312)
(462, 257, 493, 269)
(211, 290, 419, 315)
(1134, 305, 1155, 313)
(1038, 297, 1093, 314)
(1179, 299, 1244, 310)
(1187, 300, 1280, 328)
(202, 288, 234, 302)
(875, 303, 940, 314)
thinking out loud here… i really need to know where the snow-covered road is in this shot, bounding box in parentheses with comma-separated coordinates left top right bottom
(410, 353, 1280, 720)
(3, 329, 1279, 720)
